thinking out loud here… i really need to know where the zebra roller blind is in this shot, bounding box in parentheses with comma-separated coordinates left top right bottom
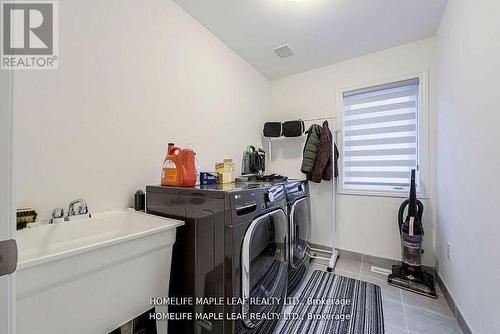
(342, 78, 419, 192)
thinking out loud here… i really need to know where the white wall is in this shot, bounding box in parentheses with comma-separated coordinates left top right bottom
(12, 0, 269, 221)
(1, 66, 15, 334)
(269, 38, 437, 265)
(436, 0, 500, 332)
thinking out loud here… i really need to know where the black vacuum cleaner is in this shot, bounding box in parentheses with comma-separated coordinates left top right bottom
(388, 169, 437, 298)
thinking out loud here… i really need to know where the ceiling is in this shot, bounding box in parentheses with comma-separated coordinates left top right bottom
(174, 0, 448, 80)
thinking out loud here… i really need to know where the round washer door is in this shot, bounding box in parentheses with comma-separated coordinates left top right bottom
(241, 208, 288, 330)
(290, 197, 311, 269)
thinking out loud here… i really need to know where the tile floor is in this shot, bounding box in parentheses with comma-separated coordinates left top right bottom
(325, 257, 463, 334)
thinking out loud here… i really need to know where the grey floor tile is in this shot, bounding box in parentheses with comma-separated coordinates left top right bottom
(359, 275, 402, 303)
(360, 261, 392, 280)
(362, 254, 399, 268)
(331, 257, 360, 279)
(386, 324, 409, 334)
(338, 249, 362, 262)
(333, 269, 360, 280)
(382, 298, 407, 330)
(405, 305, 463, 334)
(401, 290, 454, 317)
(334, 258, 362, 275)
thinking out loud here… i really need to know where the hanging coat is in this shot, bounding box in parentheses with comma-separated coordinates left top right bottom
(311, 121, 335, 183)
(300, 124, 322, 177)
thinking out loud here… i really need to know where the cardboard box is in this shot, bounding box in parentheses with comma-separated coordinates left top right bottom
(215, 159, 235, 184)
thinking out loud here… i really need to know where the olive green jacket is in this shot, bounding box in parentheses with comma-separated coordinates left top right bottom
(300, 124, 322, 176)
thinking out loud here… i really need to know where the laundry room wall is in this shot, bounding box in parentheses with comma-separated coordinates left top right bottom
(269, 37, 437, 265)
(435, 0, 500, 332)
(12, 0, 269, 221)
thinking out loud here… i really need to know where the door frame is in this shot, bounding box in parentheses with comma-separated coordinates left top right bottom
(240, 208, 288, 329)
(289, 196, 311, 269)
(1, 67, 16, 333)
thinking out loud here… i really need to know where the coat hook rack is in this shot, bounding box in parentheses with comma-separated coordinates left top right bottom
(264, 115, 339, 271)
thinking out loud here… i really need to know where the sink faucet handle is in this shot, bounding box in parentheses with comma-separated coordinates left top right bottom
(50, 208, 66, 224)
(52, 208, 64, 218)
(79, 202, 88, 215)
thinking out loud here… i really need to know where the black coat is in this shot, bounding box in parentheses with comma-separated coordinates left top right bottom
(311, 121, 333, 182)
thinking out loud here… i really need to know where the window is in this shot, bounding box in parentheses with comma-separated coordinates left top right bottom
(340, 78, 423, 195)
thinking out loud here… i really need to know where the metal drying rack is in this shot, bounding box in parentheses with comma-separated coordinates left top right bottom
(266, 116, 339, 272)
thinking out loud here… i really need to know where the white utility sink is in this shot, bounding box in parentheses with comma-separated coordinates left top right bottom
(15, 209, 183, 334)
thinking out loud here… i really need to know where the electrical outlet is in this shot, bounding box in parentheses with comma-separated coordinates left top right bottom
(447, 242, 452, 261)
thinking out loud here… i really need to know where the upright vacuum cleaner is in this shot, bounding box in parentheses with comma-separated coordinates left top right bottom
(388, 170, 437, 298)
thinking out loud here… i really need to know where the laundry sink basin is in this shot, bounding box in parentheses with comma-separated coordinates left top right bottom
(15, 209, 183, 334)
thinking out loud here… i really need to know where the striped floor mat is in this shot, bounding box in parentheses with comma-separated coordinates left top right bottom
(279, 270, 384, 334)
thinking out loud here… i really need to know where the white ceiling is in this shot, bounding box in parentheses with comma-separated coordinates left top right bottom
(174, 0, 448, 80)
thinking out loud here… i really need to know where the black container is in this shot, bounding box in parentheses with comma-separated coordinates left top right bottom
(134, 190, 145, 211)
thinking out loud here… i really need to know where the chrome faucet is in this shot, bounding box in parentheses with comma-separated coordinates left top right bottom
(68, 199, 90, 220)
(50, 199, 91, 224)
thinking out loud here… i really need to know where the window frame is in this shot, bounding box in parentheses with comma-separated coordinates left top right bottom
(336, 71, 430, 199)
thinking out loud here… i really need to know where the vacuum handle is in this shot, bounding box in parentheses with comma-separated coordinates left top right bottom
(417, 200, 424, 220)
(398, 199, 425, 233)
(398, 199, 409, 233)
(417, 200, 424, 234)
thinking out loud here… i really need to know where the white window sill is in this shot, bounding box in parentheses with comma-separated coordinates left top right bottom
(337, 188, 430, 199)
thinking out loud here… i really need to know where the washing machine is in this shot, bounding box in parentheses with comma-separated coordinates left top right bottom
(146, 183, 288, 334)
(285, 180, 311, 296)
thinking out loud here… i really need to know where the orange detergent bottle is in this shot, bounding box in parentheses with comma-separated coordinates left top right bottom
(161, 143, 196, 187)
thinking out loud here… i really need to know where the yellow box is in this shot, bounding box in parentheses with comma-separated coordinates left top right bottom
(216, 159, 235, 184)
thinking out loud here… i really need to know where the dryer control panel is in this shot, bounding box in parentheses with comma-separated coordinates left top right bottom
(233, 189, 260, 217)
(230, 185, 286, 225)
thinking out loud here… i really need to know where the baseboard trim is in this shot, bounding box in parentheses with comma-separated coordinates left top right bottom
(309, 242, 333, 253)
(435, 273, 474, 334)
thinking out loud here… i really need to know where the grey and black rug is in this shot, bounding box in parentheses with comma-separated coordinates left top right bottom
(279, 270, 384, 334)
